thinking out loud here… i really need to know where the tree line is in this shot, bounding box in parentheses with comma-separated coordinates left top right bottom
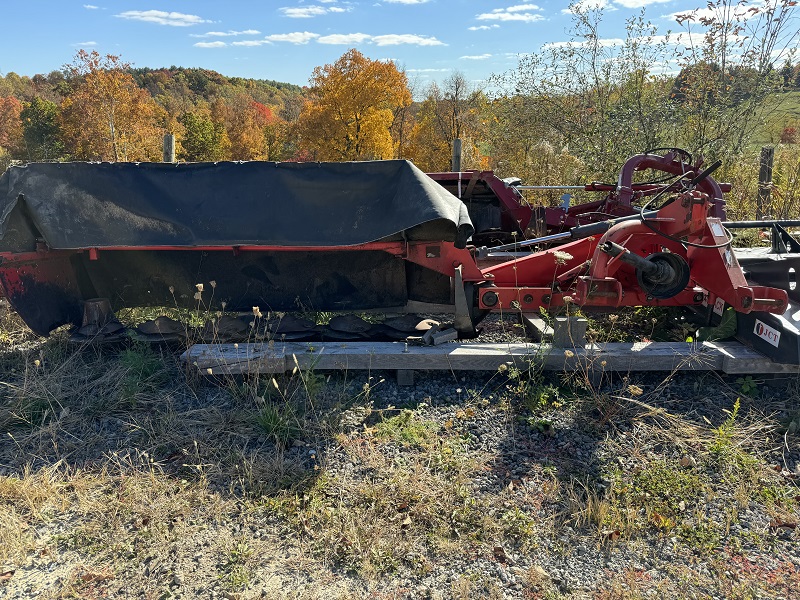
(1, 1, 799, 219)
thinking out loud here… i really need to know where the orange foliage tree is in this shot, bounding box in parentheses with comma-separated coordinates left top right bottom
(0, 96, 24, 155)
(60, 50, 165, 161)
(296, 49, 412, 161)
(219, 95, 287, 160)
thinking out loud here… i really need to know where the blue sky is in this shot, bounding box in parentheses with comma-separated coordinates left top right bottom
(0, 1, 776, 91)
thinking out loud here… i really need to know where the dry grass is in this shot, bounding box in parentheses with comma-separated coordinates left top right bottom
(0, 308, 798, 598)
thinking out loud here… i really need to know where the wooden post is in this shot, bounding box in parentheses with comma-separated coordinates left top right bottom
(163, 134, 176, 163)
(451, 138, 462, 172)
(756, 146, 774, 220)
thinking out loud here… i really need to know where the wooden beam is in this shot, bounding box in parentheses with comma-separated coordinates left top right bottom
(181, 340, 797, 376)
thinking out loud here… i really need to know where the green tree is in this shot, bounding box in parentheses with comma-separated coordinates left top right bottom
(179, 110, 229, 161)
(407, 72, 486, 171)
(20, 96, 64, 160)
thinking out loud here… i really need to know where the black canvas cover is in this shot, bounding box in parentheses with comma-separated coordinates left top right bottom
(0, 160, 474, 251)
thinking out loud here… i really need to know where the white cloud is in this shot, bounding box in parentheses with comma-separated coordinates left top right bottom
(280, 6, 328, 18)
(460, 53, 492, 60)
(72, 41, 98, 46)
(191, 29, 261, 38)
(543, 37, 625, 49)
(615, 0, 671, 7)
(506, 3, 542, 11)
(279, 4, 351, 17)
(542, 31, 708, 52)
(476, 5, 544, 23)
(232, 40, 272, 47)
(265, 31, 320, 43)
(468, 24, 500, 30)
(115, 10, 210, 27)
(385, 0, 430, 4)
(372, 33, 445, 46)
(226, 31, 444, 47)
(407, 68, 449, 72)
(83, 4, 99, 9)
(318, 33, 372, 44)
(194, 41, 227, 48)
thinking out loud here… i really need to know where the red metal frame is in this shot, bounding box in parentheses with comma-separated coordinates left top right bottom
(478, 189, 786, 315)
(428, 152, 730, 238)
(0, 153, 787, 337)
(532, 152, 729, 232)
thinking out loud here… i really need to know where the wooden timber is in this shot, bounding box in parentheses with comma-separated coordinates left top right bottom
(181, 340, 800, 376)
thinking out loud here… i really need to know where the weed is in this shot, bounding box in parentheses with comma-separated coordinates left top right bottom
(255, 403, 302, 447)
(735, 376, 760, 397)
(504, 361, 565, 411)
(605, 459, 709, 536)
(219, 539, 254, 590)
(709, 398, 742, 459)
(373, 409, 438, 448)
(118, 342, 169, 405)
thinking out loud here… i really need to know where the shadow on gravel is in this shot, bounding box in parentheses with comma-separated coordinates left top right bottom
(1, 335, 799, 599)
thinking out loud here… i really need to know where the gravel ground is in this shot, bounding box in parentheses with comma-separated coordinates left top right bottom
(1, 311, 799, 599)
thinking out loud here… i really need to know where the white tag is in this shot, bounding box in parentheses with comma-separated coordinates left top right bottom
(713, 297, 725, 316)
(710, 222, 725, 238)
(754, 319, 781, 348)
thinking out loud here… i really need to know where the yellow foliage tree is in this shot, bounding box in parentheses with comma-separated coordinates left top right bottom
(297, 49, 412, 161)
(60, 50, 165, 161)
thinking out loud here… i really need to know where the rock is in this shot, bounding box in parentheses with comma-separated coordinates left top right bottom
(530, 565, 549, 580)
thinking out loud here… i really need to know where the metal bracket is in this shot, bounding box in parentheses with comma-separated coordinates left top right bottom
(453, 264, 477, 338)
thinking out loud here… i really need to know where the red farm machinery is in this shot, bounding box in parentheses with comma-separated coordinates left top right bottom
(0, 150, 797, 366)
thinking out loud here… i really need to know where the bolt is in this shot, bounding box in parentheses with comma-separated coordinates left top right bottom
(523, 294, 534, 304)
(542, 294, 551, 304)
(693, 292, 705, 303)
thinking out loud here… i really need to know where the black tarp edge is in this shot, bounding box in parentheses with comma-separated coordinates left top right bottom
(0, 160, 474, 250)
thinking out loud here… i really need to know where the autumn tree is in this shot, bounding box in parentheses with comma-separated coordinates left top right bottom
(407, 72, 486, 171)
(0, 96, 24, 156)
(223, 94, 273, 160)
(60, 50, 165, 161)
(259, 109, 292, 161)
(296, 49, 412, 161)
(20, 96, 64, 160)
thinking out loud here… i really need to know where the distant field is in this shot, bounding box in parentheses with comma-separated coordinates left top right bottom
(752, 91, 800, 146)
